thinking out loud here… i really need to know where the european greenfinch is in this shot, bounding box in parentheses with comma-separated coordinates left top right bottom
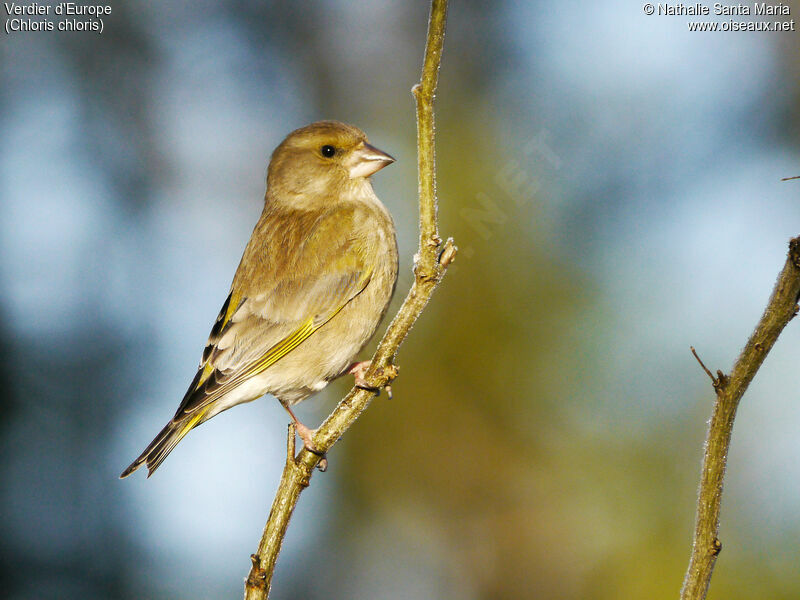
(121, 121, 398, 478)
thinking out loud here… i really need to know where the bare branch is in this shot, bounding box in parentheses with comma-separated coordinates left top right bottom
(680, 237, 800, 600)
(244, 2, 453, 597)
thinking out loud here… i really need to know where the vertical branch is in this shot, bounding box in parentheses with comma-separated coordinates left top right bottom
(244, 1, 454, 598)
(245, 426, 305, 597)
(680, 237, 800, 600)
(413, 0, 448, 275)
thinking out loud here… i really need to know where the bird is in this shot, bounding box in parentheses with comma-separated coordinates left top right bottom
(121, 121, 398, 478)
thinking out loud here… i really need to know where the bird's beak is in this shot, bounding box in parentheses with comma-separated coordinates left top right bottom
(347, 142, 395, 179)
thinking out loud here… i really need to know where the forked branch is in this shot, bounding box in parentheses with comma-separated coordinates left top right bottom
(680, 237, 800, 600)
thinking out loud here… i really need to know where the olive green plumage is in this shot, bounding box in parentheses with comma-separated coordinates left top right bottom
(121, 121, 398, 478)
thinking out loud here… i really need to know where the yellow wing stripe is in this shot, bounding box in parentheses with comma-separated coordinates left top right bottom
(179, 406, 210, 438)
(239, 269, 372, 381)
(249, 318, 316, 374)
(197, 362, 215, 387)
(223, 291, 242, 328)
(194, 267, 374, 405)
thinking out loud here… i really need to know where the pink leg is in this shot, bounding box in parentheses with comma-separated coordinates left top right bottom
(281, 402, 318, 452)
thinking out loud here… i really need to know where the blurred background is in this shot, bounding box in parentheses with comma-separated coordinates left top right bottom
(2, 1, 800, 598)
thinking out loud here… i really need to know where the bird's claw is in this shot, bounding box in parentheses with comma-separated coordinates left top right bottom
(349, 361, 397, 398)
(294, 422, 326, 469)
(349, 360, 374, 389)
(294, 422, 319, 453)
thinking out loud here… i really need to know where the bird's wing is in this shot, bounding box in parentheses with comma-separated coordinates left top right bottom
(171, 207, 376, 421)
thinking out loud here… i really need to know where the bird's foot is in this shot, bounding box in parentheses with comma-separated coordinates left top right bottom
(348, 360, 374, 389)
(294, 421, 319, 453)
(291, 421, 326, 470)
(282, 402, 321, 454)
(348, 361, 397, 399)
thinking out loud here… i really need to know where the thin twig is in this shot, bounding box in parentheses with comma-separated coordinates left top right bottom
(244, 2, 452, 598)
(689, 346, 716, 386)
(680, 237, 800, 600)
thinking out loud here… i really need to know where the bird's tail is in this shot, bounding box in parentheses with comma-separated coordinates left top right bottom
(120, 409, 208, 478)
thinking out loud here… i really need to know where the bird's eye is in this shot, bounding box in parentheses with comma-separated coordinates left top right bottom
(320, 145, 336, 158)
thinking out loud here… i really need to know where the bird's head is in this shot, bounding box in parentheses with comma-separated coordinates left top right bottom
(266, 121, 395, 204)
